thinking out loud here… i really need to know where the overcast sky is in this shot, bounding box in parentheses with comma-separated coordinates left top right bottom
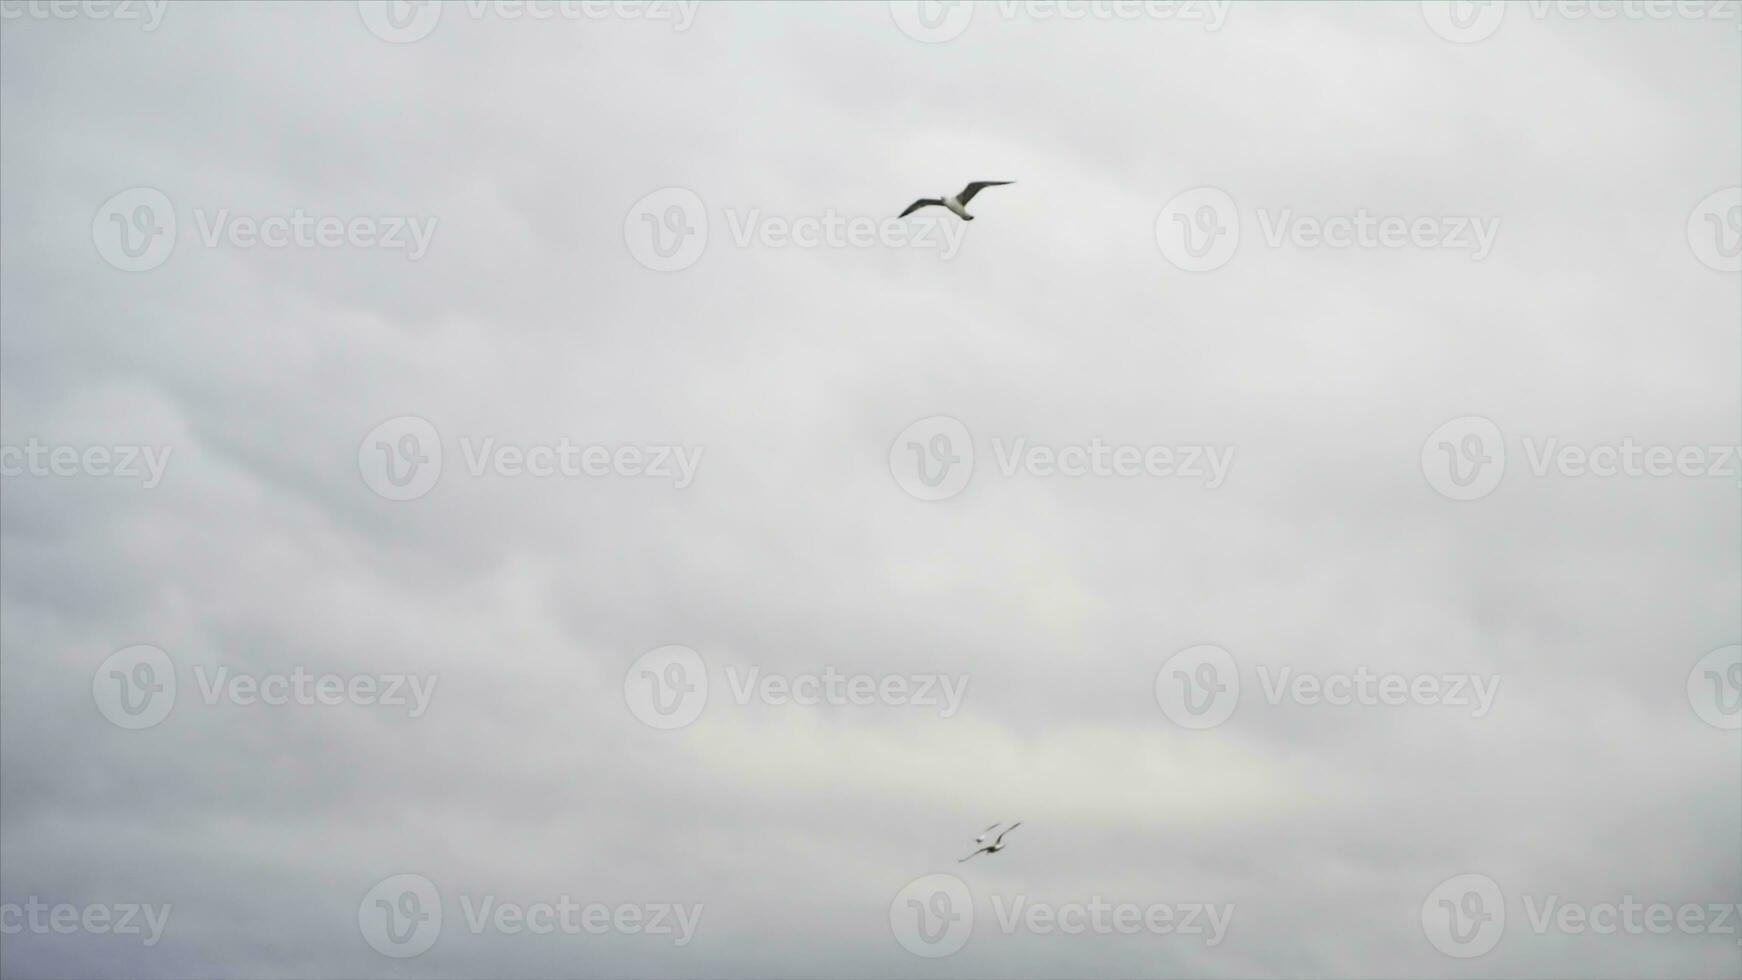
(1, 1, 1739, 977)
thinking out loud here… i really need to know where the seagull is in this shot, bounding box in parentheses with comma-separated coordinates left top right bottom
(959, 821, 1021, 862)
(974, 822, 1002, 844)
(899, 181, 1014, 221)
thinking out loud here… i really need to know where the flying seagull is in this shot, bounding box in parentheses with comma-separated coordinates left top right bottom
(899, 181, 1014, 221)
(960, 821, 1021, 862)
(975, 822, 1002, 844)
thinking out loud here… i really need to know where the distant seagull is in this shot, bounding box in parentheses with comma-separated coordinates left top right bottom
(974, 822, 1002, 844)
(960, 821, 1021, 862)
(899, 181, 1014, 221)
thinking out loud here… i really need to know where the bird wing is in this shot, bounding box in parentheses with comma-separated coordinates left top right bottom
(994, 821, 1022, 845)
(899, 198, 945, 218)
(958, 846, 992, 862)
(957, 181, 1013, 205)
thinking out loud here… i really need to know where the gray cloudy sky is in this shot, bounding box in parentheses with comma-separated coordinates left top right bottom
(1, 1, 1739, 977)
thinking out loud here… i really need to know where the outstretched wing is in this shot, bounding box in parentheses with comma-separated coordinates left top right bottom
(994, 821, 1022, 845)
(900, 198, 945, 218)
(958, 846, 993, 863)
(975, 822, 1001, 842)
(957, 180, 1013, 205)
